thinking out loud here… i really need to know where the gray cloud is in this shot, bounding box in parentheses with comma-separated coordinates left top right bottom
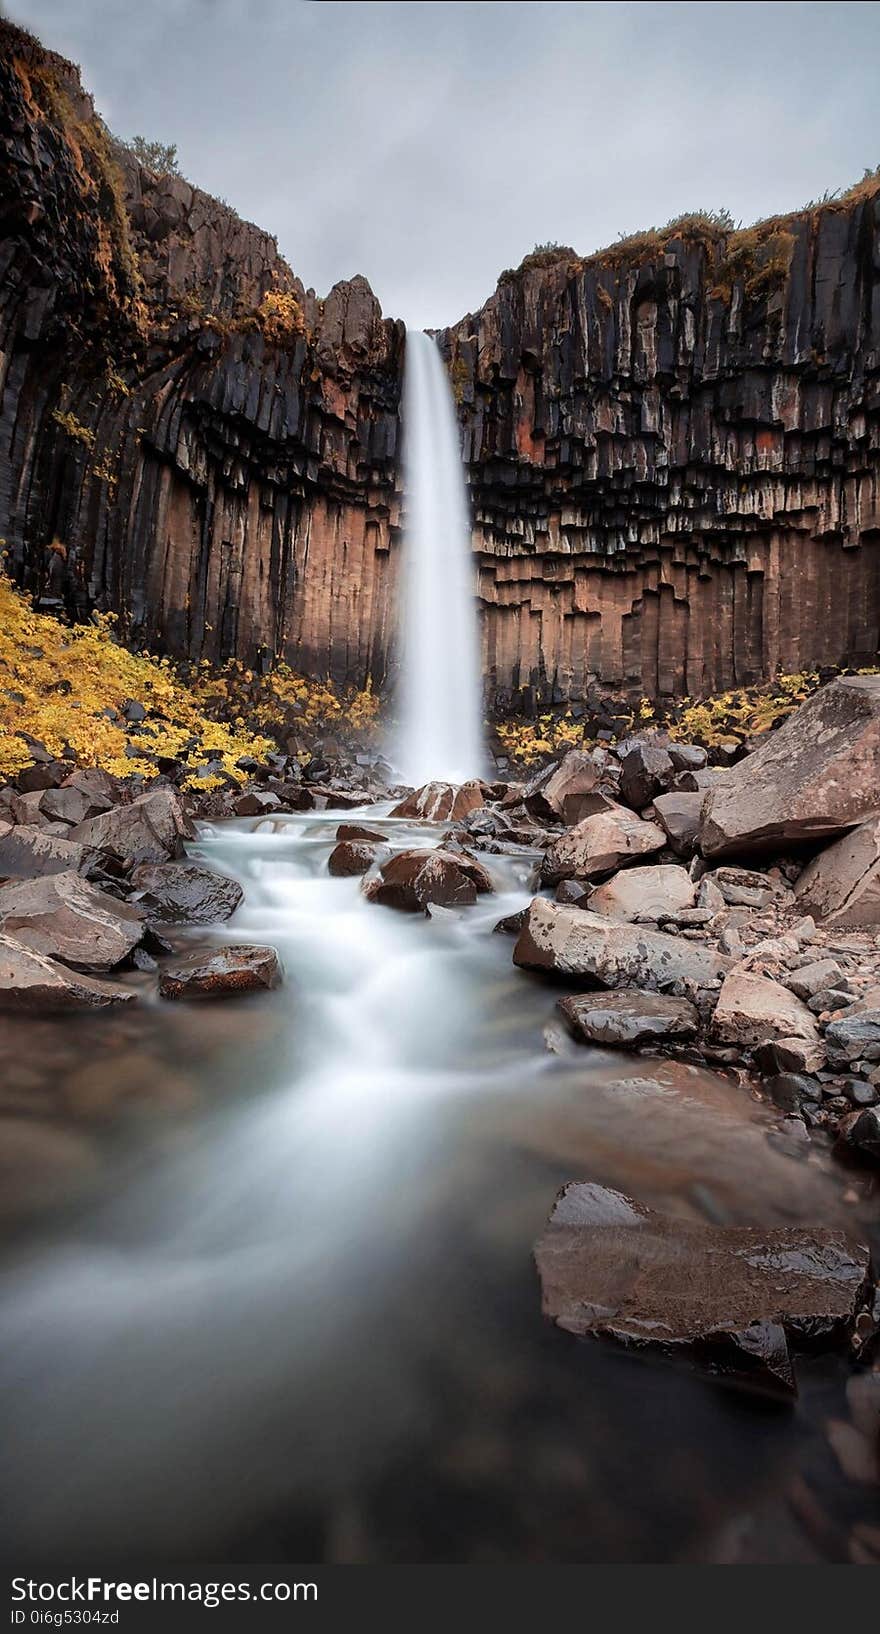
(11, 0, 880, 328)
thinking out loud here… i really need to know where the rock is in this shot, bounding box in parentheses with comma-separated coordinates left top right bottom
(541, 804, 665, 884)
(534, 1181, 871, 1396)
(520, 751, 600, 823)
(492, 909, 527, 936)
(364, 847, 492, 911)
(668, 744, 708, 774)
(700, 677, 880, 859)
(63, 767, 120, 806)
(844, 1108, 880, 1161)
(158, 943, 282, 1000)
(795, 817, 880, 928)
(558, 990, 699, 1048)
(824, 1012, 880, 1063)
(513, 897, 730, 990)
(71, 787, 193, 865)
(619, 741, 674, 810)
(234, 789, 281, 817)
(763, 1073, 823, 1112)
(389, 781, 484, 822)
(129, 862, 243, 924)
(710, 970, 821, 1052)
(0, 933, 135, 1010)
(327, 839, 390, 877)
(555, 879, 590, 905)
(588, 863, 695, 922)
(785, 959, 843, 1000)
(17, 759, 71, 793)
(651, 791, 703, 858)
(753, 1035, 828, 1075)
(335, 823, 389, 843)
(39, 784, 110, 826)
(0, 871, 144, 970)
(0, 821, 94, 879)
(706, 865, 776, 907)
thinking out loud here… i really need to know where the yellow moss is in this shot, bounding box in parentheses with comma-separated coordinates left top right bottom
(254, 289, 305, 345)
(51, 409, 95, 449)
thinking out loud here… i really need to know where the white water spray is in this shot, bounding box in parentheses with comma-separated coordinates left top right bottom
(396, 330, 483, 786)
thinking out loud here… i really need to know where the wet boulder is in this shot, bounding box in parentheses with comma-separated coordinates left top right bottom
(39, 784, 111, 827)
(0, 821, 94, 880)
(651, 791, 703, 858)
(588, 864, 695, 923)
(619, 741, 674, 811)
(0, 871, 144, 971)
(541, 804, 665, 885)
(558, 990, 699, 1049)
(335, 823, 389, 843)
(390, 781, 484, 822)
(159, 943, 282, 1000)
(234, 789, 281, 817)
(71, 787, 194, 865)
(710, 970, 821, 1052)
(514, 898, 730, 990)
(700, 676, 880, 859)
(795, 817, 880, 928)
(534, 1181, 872, 1396)
(328, 839, 391, 877)
(0, 933, 136, 1011)
(364, 847, 491, 911)
(520, 751, 600, 824)
(129, 863, 243, 925)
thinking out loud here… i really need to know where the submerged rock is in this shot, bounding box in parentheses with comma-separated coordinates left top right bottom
(0, 933, 135, 1010)
(158, 943, 282, 1000)
(130, 862, 243, 925)
(558, 990, 699, 1049)
(513, 898, 730, 991)
(390, 781, 484, 822)
(541, 805, 665, 884)
(700, 676, 880, 859)
(534, 1181, 872, 1396)
(0, 871, 144, 971)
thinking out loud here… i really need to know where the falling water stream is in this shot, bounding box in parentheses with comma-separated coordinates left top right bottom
(396, 330, 484, 786)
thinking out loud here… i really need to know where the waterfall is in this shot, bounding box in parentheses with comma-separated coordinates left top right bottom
(396, 330, 483, 787)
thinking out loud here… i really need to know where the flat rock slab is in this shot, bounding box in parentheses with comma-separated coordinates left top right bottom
(710, 969, 820, 1050)
(0, 821, 93, 879)
(159, 943, 282, 1000)
(130, 863, 243, 925)
(588, 863, 695, 922)
(514, 897, 730, 991)
(542, 805, 665, 884)
(0, 870, 144, 971)
(0, 933, 136, 1010)
(535, 1182, 872, 1396)
(558, 990, 699, 1049)
(700, 675, 880, 859)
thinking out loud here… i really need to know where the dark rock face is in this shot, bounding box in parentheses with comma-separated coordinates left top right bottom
(129, 862, 243, 924)
(534, 1182, 872, 1396)
(158, 943, 281, 1000)
(0, 871, 144, 970)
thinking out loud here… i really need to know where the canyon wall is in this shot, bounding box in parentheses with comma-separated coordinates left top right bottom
(441, 201, 880, 708)
(1, 21, 879, 713)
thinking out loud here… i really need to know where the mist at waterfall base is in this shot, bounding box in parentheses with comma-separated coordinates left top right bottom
(395, 330, 484, 787)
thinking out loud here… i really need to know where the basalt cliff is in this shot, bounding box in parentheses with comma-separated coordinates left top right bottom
(1, 20, 879, 713)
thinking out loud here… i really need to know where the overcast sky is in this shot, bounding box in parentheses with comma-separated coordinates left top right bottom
(11, 0, 880, 328)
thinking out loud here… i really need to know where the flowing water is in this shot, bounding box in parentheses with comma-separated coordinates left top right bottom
(1, 809, 877, 1564)
(395, 331, 484, 786)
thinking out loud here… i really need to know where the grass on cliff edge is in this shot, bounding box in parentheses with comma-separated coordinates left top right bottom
(0, 569, 379, 788)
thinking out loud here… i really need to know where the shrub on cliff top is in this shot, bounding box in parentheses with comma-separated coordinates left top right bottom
(129, 135, 180, 176)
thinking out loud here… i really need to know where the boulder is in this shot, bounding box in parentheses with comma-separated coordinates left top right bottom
(700, 676, 880, 859)
(752, 1035, 828, 1075)
(520, 751, 600, 824)
(844, 1107, 880, 1162)
(234, 790, 281, 817)
(0, 933, 135, 1010)
(0, 871, 144, 971)
(710, 970, 821, 1051)
(824, 1011, 880, 1065)
(159, 944, 282, 1000)
(38, 785, 106, 827)
(541, 804, 665, 884)
(588, 863, 695, 922)
(558, 990, 699, 1049)
(335, 823, 389, 843)
(795, 817, 880, 928)
(364, 847, 491, 911)
(63, 767, 120, 805)
(651, 791, 703, 857)
(785, 958, 843, 1000)
(534, 1182, 871, 1396)
(513, 898, 730, 990)
(619, 741, 674, 810)
(129, 863, 243, 924)
(0, 821, 93, 879)
(328, 839, 390, 877)
(71, 787, 194, 864)
(668, 744, 708, 774)
(390, 781, 484, 822)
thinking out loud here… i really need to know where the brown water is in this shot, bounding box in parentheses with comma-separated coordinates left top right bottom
(1, 807, 878, 1563)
